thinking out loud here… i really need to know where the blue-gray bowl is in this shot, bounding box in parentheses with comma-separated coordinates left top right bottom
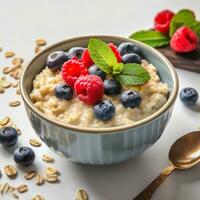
(20, 35, 179, 165)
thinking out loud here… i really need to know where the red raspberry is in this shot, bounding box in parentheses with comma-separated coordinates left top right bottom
(170, 26, 199, 53)
(74, 75, 104, 105)
(61, 59, 89, 87)
(154, 10, 175, 33)
(81, 48, 94, 68)
(108, 43, 122, 62)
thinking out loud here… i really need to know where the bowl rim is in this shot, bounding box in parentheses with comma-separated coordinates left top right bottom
(20, 35, 179, 134)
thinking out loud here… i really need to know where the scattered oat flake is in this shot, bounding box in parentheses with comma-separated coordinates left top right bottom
(0, 116, 10, 126)
(30, 138, 42, 147)
(0, 87, 5, 93)
(35, 46, 41, 54)
(12, 57, 23, 66)
(9, 100, 21, 107)
(10, 69, 21, 79)
(45, 174, 58, 183)
(46, 167, 59, 175)
(35, 174, 45, 185)
(0, 183, 10, 194)
(75, 189, 88, 200)
(24, 171, 37, 180)
(36, 38, 47, 46)
(32, 194, 45, 200)
(4, 165, 17, 178)
(0, 77, 11, 89)
(42, 154, 54, 163)
(17, 184, 28, 193)
(2, 67, 12, 74)
(5, 51, 15, 58)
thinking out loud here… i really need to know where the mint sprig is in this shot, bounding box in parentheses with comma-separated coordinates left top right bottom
(115, 64, 151, 85)
(169, 9, 199, 37)
(88, 38, 151, 86)
(129, 30, 170, 48)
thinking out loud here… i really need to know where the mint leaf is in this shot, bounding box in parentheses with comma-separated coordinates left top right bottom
(115, 64, 151, 85)
(88, 38, 118, 74)
(189, 21, 200, 38)
(129, 30, 170, 48)
(169, 9, 196, 37)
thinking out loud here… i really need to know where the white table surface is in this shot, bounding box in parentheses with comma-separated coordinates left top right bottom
(0, 0, 200, 199)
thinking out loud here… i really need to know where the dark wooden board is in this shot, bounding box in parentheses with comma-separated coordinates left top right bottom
(157, 46, 200, 73)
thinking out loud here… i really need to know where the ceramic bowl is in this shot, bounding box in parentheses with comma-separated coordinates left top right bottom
(20, 35, 179, 165)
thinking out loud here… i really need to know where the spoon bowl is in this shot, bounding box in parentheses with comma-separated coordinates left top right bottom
(169, 131, 200, 169)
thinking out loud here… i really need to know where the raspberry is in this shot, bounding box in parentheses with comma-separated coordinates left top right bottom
(108, 43, 122, 62)
(154, 10, 175, 33)
(170, 26, 199, 53)
(61, 59, 89, 87)
(81, 48, 94, 68)
(74, 75, 104, 105)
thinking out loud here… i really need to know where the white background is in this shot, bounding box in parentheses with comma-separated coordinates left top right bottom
(0, 0, 200, 199)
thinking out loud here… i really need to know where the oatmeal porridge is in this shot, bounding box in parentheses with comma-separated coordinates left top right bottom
(30, 39, 169, 128)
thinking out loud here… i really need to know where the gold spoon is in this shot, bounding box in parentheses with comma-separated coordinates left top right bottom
(133, 131, 200, 200)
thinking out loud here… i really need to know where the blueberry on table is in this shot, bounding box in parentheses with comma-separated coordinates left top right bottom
(0, 126, 18, 146)
(46, 51, 68, 71)
(118, 42, 143, 58)
(54, 83, 73, 100)
(14, 147, 35, 166)
(180, 87, 199, 106)
(120, 90, 142, 108)
(89, 65, 107, 80)
(122, 53, 142, 64)
(67, 47, 85, 59)
(93, 100, 115, 121)
(104, 79, 122, 96)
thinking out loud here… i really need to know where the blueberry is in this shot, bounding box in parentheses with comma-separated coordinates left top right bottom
(67, 47, 85, 59)
(104, 79, 121, 96)
(93, 100, 115, 121)
(54, 83, 73, 100)
(46, 51, 68, 71)
(122, 53, 142, 64)
(120, 90, 142, 108)
(0, 127, 18, 146)
(14, 147, 35, 166)
(89, 65, 107, 80)
(118, 42, 143, 58)
(180, 87, 199, 106)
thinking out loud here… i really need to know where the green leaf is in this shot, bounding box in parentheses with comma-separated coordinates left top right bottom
(115, 64, 151, 85)
(129, 30, 170, 48)
(189, 21, 200, 38)
(88, 38, 118, 74)
(169, 9, 196, 36)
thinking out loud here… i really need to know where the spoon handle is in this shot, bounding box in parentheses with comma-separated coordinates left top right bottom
(133, 165, 175, 200)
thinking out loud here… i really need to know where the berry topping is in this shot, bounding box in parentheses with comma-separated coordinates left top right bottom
(108, 43, 122, 62)
(88, 64, 107, 80)
(122, 53, 142, 64)
(74, 75, 104, 105)
(120, 90, 142, 108)
(104, 79, 121, 96)
(61, 59, 89, 87)
(180, 87, 199, 105)
(67, 47, 85, 59)
(54, 83, 73, 100)
(170, 26, 199, 53)
(154, 10, 175, 33)
(46, 51, 68, 71)
(118, 42, 143, 58)
(0, 127, 18, 146)
(93, 100, 115, 121)
(82, 48, 94, 68)
(14, 147, 35, 166)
